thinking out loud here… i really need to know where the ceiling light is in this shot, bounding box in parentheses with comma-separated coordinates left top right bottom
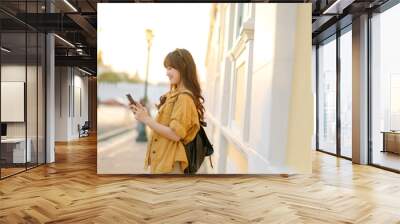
(1, 47, 11, 53)
(322, 0, 354, 15)
(78, 67, 93, 76)
(63, 0, 78, 12)
(54, 34, 75, 48)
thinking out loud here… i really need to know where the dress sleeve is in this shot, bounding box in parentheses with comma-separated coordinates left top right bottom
(169, 94, 196, 140)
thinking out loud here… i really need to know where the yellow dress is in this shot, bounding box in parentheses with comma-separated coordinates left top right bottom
(144, 88, 200, 174)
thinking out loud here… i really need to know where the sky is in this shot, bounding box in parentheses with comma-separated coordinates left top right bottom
(98, 3, 212, 84)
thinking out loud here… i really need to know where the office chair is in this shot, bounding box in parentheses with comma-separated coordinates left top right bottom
(78, 121, 90, 138)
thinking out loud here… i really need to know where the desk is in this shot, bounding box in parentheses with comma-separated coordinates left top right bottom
(381, 131, 400, 154)
(1, 138, 31, 163)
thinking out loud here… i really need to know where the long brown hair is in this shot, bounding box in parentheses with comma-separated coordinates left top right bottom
(157, 48, 205, 124)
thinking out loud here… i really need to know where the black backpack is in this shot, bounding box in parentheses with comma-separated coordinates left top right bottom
(171, 92, 214, 174)
(183, 123, 214, 174)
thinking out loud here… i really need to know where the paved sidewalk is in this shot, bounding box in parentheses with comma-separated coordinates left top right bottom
(98, 127, 149, 174)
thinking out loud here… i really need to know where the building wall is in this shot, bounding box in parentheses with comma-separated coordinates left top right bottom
(204, 3, 312, 174)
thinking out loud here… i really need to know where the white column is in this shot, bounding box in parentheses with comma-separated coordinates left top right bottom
(352, 14, 369, 164)
(46, 34, 55, 163)
(45, 1, 55, 163)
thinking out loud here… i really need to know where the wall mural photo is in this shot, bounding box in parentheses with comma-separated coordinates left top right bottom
(97, 3, 313, 174)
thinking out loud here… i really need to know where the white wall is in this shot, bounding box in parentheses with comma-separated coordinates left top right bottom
(1, 66, 26, 139)
(1, 82, 24, 122)
(1, 65, 26, 126)
(55, 66, 68, 141)
(1, 65, 37, 137)
(55, 67, 89, 141)
(285, 5, 313, 173)
(1, 63, 46, 164)
(250, 4, 312, 173)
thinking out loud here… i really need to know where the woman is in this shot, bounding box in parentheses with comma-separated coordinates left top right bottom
(130, 48, 205, 174)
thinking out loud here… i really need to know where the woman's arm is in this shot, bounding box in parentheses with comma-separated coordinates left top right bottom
(142, 117, 181, 142)
(130, 103, 181, 142)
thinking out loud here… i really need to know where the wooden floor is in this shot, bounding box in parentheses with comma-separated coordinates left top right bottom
(1, 135, 400, 223)
(0, 167, 26, 178)
(1, 163, 46, 178)
(373, 150, 400, 171)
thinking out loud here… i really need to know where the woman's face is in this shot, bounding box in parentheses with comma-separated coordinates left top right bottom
(166, 66, 181, 85)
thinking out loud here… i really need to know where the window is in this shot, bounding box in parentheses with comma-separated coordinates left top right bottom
(340, 28, 352, 158)
(236, 3, 245, 38)
(234, 63, 245, 125)
(230, 61, 246, 137)
(0, 2, 47, 179)
(317, 36, 337, 154)
(371, 2, 400, 171)
(390, 74, 400, 130)
(1, 29, 29, 178)
(213, 76, 220, 115)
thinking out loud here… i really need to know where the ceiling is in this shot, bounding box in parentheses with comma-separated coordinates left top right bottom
(311, 0, 391, 44)
(0, 0, 396, 74)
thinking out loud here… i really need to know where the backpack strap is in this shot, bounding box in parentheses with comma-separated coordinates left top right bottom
(169, 90, 197, 144)
(173, 91, 208, 127)
(169, 90, 201, 124)
(169, 90, 193, 113)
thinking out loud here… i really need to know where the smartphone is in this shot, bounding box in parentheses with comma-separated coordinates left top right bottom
(126, 94, 138, 106)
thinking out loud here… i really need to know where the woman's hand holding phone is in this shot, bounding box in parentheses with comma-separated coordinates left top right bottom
(126, 94, 137, 106)
(127, 94, 150, 124)
(130, 103, 150, 124)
